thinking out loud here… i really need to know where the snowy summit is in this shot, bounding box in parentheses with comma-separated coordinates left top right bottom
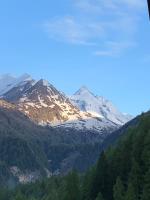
(70, 86, 133, 125)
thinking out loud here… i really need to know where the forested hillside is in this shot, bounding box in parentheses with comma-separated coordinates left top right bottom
(0, 105, 107, 185)
(1, 112, 150, 200)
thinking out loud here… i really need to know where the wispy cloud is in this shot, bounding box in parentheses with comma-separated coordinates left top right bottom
(44, 16, 104, 45)
(43, 0, 146, 56)
(94, 41, 135, 57)
(75, 0, 145, 12)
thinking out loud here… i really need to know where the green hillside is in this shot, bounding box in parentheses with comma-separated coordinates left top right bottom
(2, 111, 150, 200)
(0, 106, 105, 186)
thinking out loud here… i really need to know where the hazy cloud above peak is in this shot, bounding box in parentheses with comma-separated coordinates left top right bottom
(75, 0, 145, 12)
(43, 0, 146, 56)
(44, 16, 105, 45)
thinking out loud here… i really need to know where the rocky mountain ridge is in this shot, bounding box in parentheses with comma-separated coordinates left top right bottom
(0, 74, 132, 133)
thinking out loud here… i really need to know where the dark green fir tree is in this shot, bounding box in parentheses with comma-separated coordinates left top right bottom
(113, 177, 125, 200)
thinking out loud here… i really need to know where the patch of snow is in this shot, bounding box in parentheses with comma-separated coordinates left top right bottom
(54, 116, 117, 133)
(19, 96, 28, 102)
(49, 104, 55, 108)
(26, 102, 36, 107)
(41, 79, 50, 87)
(52, 95, 59, 99)
(38, 95, 48, 107)
(87, 111, 104, 118)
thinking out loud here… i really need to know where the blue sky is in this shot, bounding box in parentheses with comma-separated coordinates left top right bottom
(0, 0, 150, 116)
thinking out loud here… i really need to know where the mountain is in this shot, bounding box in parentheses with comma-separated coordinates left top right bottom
(2, 76, 123, 133)
(4, 78, 88, 125)
(0, 74, 134, 186)
(70, 86, 133, 125)
(0, 74, 34, 96)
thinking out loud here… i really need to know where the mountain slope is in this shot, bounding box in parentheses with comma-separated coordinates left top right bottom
(2, 77, 119, 133)
(4, 79, 94, 125)
(5, 111, 150, 200)
(0, 99, 111, 185)
(70, 86, 133, 125)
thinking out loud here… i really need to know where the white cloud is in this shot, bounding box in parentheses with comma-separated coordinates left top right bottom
(43, 0, 146, 56)
(119, 0, 145, 8)
(94, 41, 135, 57)
(74, 0, 145, 13)
(94, 50, 113, 57)
(44, 16, 105, 45)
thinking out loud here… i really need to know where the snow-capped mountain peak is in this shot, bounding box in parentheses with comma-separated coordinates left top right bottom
(74, 86, 95, 97)
(70, 87, 133, 126)
(0, 74, 132, 133)
(18, 73, 33, 82)
(2, 78, 92, 127)
(0, 73, 34, 96)
(38, 79, 51, 87)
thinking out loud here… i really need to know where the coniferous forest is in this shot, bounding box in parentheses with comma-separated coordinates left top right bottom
(0, 112, 150, 200)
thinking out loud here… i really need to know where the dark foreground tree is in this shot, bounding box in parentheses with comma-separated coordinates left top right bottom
(125, 182, 136, 200)
(141, 169, 150, 200)
(95, 192, 104, 200)
(64, 171, 80, 200)
(90, 151, 108, 200)
(113, 177, 125, 200)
